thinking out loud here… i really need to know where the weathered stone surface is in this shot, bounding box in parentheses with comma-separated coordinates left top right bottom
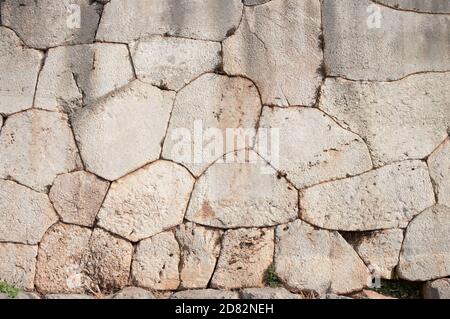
(45, 294, 94, 299)
(49, 171, 109, 227)
(275, 220, 369, 294)
(243, 0, 272, 6)
(320, 74, 450, 166)
(97, 161, 194, 242)
(97, 0, 243, 42)
(223, 0, 322, 106)
(301, 161, 435, 231)
(211, 228, 274, 289)
(170, 289, 239, 299)
(256, 107, 372, 189)
(35, 44, 134, 112)
(186, 150, 298, 228)
(111, 287, 155, 299)
(130, 37, 221, 91)
(376, 0, 450, 13)
(15, 292, 41, 299)
(398, 205, 450, 281)
(241, 288, 302, 299)
(354, 290, 396, 300)
(175, 223, 223, 289)
(352, 229, 404, 279)
(1, 0, 101, 49)
(72, 81, 175, 181)
(0, 180, 58, 244)
(320, 294, 352, 299)
(423, 278, 450, 299)
(35, 223, 92, 294)
(132, 232, 180, 290)
(162, 74, 262, 176)
(0, 27, 43, 115)
(323, 0, 450, 80)
(428, 139, 450, 207)
(0, 110, 81, 192)
(0, 243, 37, 290)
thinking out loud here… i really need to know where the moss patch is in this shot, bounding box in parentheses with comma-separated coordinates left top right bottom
(370, 279, 421, 299)
(0, 281, 20, 299)
(263, 264, 282, 288)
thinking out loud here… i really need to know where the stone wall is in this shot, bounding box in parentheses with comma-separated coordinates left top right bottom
(0, 0, 449, 299)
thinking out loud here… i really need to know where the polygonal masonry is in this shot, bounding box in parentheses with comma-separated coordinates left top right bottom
(185, 150, 298, 228)
(72, 81, 175, 181)
(0, 27, 43, 115)
(256, 107, 372, 189)
(320, 74, 450, 166)
(223, 0, 322, 106)
(0, 110, 81, 192)
(35, 43, 134, 112)
(275, 220, 369, 295)
(0, 243, 38, 291)
(301, 160, 435, 231)
(323, 0, 450, 80)
(97, 161, 194, 242)
(162, 74, 262, 176)
(428, 138, 450, 207)
(1, 0, 101, 49)
(130, 37, 221, 91)
(375, 0, 450, 13)
(97, 0, 243, 42)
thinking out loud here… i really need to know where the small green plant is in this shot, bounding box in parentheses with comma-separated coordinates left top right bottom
(264, 264, 282, 288)
(0, 281, 20, 298)
(370, 279, 421, 299)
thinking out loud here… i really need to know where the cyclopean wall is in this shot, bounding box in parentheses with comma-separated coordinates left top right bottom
(0, 0, 449, 299)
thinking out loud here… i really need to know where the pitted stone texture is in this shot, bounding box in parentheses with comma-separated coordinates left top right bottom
(223, 0, 322, 106)
(97, 161, 194, 242)
(1, 0, 101, 49)
(428, 139, 450, 207)
(320, 74, 450, 166)
(0, 180, 58, 244)
(211, 228, 274, 289)
(243, 0, 272, 5)
(256, 107, 372, 189)
(132, 232, 180, 290)
(301, 161, 435, 231)
(175, 223, 223, 289)
(162, 74, 262, 176)
(323, 0, 450, 81)
(97, 0, 243, 42)
(0, 243, 37, 290)
(130, 37, 221, 91)
(72, 81, 174, 181)
(0, 110, 81, 192)
(275, 220, 369, 295)
(111, 287, 155, 299)
(186, 150, 298, 228)
(35, 44, 134, 112)
(398, 205, 450, 281)
(49, 172, 109, 227)
(423, 279, 450, 299)
(352, 229, 404, 279)
(376, 0, 450, 13)
(35, 223, 92, 294)
(241, 288, 302, 299)
(0, 27, 43, 115)
(170, 289, 239, 299)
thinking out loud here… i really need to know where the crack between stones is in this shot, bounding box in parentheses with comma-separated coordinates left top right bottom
(370, 0, 450, 15)
(328, 70, 450, 84)
(31, 49, 47, 109)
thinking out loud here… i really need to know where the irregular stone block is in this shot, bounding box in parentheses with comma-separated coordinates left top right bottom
(423, 278, 450, 299)
(301, 161, 435, 231)
(110, 287, 155, 299)
(170, 289, 239, 299)
(241, 288, 302, 299)
(0, 243, 38, 290)
(243, 0, 272, 5)
(376, 0, 450, 13)
(45, 294, 94, 299)
(428, 138, 450, 207)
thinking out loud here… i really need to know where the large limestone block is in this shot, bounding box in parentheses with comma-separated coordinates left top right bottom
(320, 74, 450, 166)
(186, 150, 298, 228)
(211, 228, 274, 289)
(162, 74, 262, 176)
(256, 107, 372, 189)
(398, 205, 450, 281)
(323, 0, 450, 80)
(175, 223, 223, 289)
(301, 161, 435, 231)
(132, 232, 180, 290)
(1, 0, 101, 49)
(423, 279, 450, 299)
(72, 81, 175, 181)
(0, 110, 81, 192)
(170, 289, 239, 299)
(223, 0, 322, 106)
(428, 139, 450, 207)
(0, 243, 38, 290)
(97, 161, 194, 242)
(376, 0, 450, 13)
(275, 220, 369, 294)
(0, 27, 43, 115)
(241, 288, 302, 299)
(35, 44, 134, 112)
(130, 37, 221, 91)
(0, 180, 58, 244)
(97, 0, 243, 42)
